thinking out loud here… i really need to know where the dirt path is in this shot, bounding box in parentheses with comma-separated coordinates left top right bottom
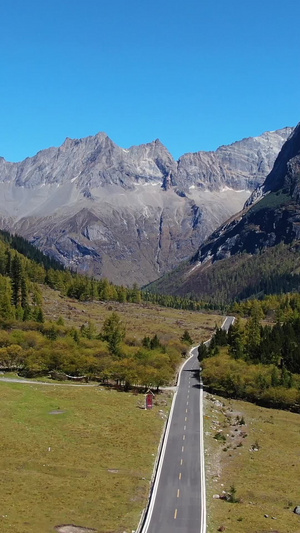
(0, 377, 97, 387)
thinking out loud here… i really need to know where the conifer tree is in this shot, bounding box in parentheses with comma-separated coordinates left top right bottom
(101, 312, 126, 356)
(181, 330, 193, 344)
(11, 254, 22, 306)
(21, 276, 29, 310)
(198, 342, 208, 362)
(0, 275, 15, 319)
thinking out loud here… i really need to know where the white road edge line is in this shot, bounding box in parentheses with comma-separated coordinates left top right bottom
(139, 346, 196, 533)
(221, 316, 228, 329)
(198, 315, 234, 533)
(138, 316, 233, 533)
(199, 376, 207, 533)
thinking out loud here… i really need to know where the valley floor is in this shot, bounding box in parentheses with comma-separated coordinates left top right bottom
(204, 392, 300, 533)
(0, 382, 171, 533)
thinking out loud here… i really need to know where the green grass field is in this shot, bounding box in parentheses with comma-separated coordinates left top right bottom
(0, 382, 170, 533)
(1, 288, 225, 531)
(204, 392, 300, 533)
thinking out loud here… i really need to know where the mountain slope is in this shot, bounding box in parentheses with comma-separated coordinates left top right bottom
(0, 128, 292, 285)
(148, 124, 300, 303)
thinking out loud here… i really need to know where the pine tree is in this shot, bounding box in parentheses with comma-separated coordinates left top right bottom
(181, 330, 193, 344)
(11, 255, 22, 307)
(20, 276, 29, 310)
(0, 275, 15, 319)
(244, 302, 263, 361)
(101, 312, 126, 356)
(228, 320, 244, 360)
(198, 342, 208, 362)
(35, 307, 44, 323)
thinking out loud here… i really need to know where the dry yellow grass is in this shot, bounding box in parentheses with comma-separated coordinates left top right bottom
(41, 284, 223, 344)
(204, 392, 300, 533)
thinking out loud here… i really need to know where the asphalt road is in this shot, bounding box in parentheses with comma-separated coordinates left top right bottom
(142, 345, 204, 533)
(221, 316, 235, 332)
(141, 316, 235, 533)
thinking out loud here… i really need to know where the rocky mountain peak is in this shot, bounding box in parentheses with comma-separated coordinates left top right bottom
(191, 123, 300, 266)
(175, 126, 293, 193)
(145, 123, 300, 302)
(0, 125, 295, 285)
(263, 123, 300, 195)
(62, 136, 76, 148)
(245, 125, 300, 209)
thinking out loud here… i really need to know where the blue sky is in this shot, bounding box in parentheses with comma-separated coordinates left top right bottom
(1, 0, 299, 162)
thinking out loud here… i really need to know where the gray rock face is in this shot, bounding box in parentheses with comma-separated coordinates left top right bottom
(192, 124, 300, 266)
(0, 127, 293, 285)
(176, 128, 293, 192)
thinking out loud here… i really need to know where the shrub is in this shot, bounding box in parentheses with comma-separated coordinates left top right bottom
(214, 432, 226, 443)
(227, 484, 240, 503)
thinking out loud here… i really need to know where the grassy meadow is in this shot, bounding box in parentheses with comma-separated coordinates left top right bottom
(204, 392, 300, 533)
(0, 381, 171, 533)
(41, 285, 222, 345)
(0, 292, 223, 532)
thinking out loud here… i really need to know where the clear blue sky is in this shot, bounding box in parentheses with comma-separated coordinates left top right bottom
(1, 0, 299, 162)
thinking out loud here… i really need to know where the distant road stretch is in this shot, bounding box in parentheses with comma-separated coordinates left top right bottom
(221, 316, 235, 332)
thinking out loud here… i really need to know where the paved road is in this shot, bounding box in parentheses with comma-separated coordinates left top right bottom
(221, 316, 235, 332)
(142, 345, 204, 533)
(141, 315, 235, 533)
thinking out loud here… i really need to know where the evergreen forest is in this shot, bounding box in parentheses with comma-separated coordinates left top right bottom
(199, 304, 300, 411)
(0, 231, 195, 388)
(3, 228, 300, 409)
(148, 241, 300, 306)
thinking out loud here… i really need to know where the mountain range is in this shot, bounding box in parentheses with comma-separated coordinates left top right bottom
(148, 123, 300, 303)
(0, 127, 293, 286)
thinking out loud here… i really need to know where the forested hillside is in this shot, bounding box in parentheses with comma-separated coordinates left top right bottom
(0, 230, 210, 387)
(147, 241, 300, 306)
(0, 229, 214, 313)
(199, 301, 300, 411)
